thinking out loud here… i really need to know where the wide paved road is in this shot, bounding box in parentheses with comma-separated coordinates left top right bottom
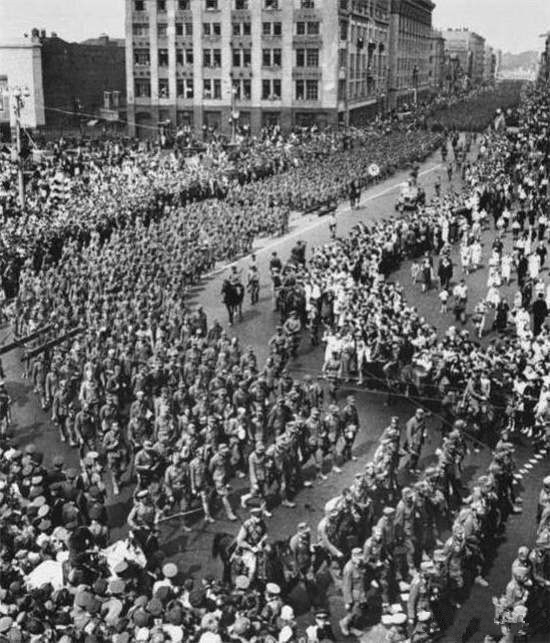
(3, 142, 547, 642)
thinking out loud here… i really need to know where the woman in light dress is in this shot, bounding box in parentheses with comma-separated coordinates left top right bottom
(501, 253, 513, 285)
(460, 243, 472, 274)
(471, 240, 483, 270)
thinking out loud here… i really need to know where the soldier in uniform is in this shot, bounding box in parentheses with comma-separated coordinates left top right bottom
(340, 547, 367, 637)
(74, 402, 98, 459)
(323, 350, 341, 403)
(322, 404, 342, 474)
(317, 506, 345, 564)
(289, 522, 316, 598)
(134, 440, 164, 490)
(394, 486, 420, 580)
(236, 507, 268, 581)
(537, 475, 550, 523)
(164, 451, 192, 532)
(403, 408, 427, 473)
(363, 525, 391, 607)
(189, 445, 214, 523)
(241, 442, 272, 516)
(209, 443, 237, 521)
(51, 380, 73, 444)
(127, 489, 160, 558)
(407, 563, 437, 629)
(101, 420, 125, 496)
(442, 526, 467, 608)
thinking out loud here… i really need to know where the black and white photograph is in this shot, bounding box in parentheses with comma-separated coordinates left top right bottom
(0, 0, 550, 641)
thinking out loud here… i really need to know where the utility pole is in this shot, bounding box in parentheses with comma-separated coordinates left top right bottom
(11, 87, 29, 211)
(230, 86, 239, 145)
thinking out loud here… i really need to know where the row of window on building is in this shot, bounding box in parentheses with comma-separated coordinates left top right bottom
(134, 0, 316, 12)
(134, 46, 320, 68)
(135, 77, 319, 100)
(132, 20, 321, 38)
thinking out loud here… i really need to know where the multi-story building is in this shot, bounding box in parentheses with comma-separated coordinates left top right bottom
(0, 29, 125, 139)
(483, 44, 496, 85)
(0, 34, 45, 138)
(338, 0, 390, 125)
(41, 32, 126, 130)
(429, 28, 445, 91)
(443, 28, 486, 87)
(387, 0, 435, 110)
(125, 0, 392, 137)
(540, 34, 550, 83)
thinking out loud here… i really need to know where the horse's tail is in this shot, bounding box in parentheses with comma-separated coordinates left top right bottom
(212, 532, 233, 561)
(211, 532, 224, 560)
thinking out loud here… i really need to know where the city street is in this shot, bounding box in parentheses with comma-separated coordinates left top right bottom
(4, 141, 547, 642)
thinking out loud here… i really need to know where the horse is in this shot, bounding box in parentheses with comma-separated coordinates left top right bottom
(211, 532, 305, 593)
(221, 279, 244, 325)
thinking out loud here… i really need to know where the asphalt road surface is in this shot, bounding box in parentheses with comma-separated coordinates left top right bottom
(3, 140, 548, 643)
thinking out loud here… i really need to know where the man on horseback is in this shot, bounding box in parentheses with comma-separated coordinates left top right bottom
(236, 507, 268, 582)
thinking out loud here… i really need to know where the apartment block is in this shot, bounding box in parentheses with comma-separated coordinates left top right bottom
(126, 0, 395, 136)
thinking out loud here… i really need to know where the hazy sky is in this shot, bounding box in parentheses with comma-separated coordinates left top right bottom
(1, 0, 549, 53)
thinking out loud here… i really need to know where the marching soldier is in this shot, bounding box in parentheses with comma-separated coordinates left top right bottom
(189, 445, 214, 523)
(101, 420, 125, 496)
(164, 451, 192, 532)
(394, 487, 420, 580)
(340, 547, 367, 638)
(51, 379, 74, 444)
(403, 408, 427, 473)
(134, 440, 164, 490)
(241, 442, 272, 515)
(127, 489, 160, 557)
(323, 350, 341, 403)
(289, 522, 317, 599)
(209, 442, 238, 521)
(363, 525, 391, 607)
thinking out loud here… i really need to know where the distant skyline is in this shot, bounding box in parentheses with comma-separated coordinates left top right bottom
(1, 0, 549, 53)
(433, 0, 550, 53)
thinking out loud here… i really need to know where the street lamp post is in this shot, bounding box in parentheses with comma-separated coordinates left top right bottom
(230, 86, 239, 145)
(11, 87, 30, 211)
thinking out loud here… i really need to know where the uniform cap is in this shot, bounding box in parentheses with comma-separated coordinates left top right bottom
(418, 610, 431, 622)
(265, 582, 280, 595)
(109, 579, 126, 595)
(235, 575, 250, 590)
(162, 563, 178, 579)
(351, 547, 363, 556)
(0, 617, 13, 633)
(391, 613, 407, 625)
(383, 507, 395, 516)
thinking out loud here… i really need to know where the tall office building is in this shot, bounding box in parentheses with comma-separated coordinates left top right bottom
(125, 0, 393, 137)
(387, 0, 435, 110)
(443, 28, 486, 87)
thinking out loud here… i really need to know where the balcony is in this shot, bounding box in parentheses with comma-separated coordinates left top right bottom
(292, 68, 322, 80)
(231, 9, 252, 21)
(293, 35, 322, 46)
